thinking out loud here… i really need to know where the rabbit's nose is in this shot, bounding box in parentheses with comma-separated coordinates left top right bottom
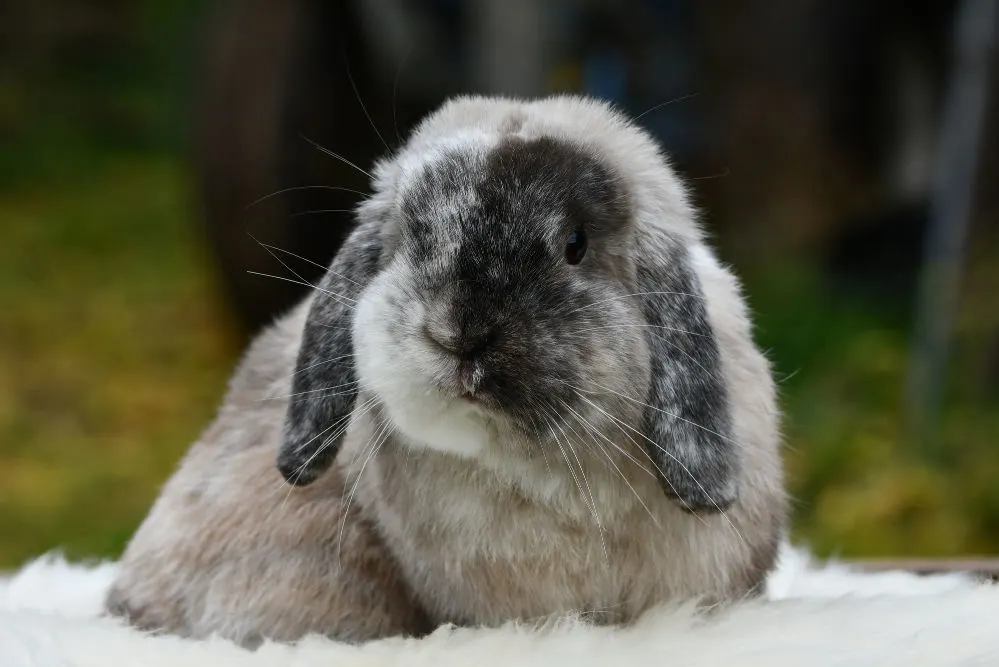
(423, 319, 497, 359)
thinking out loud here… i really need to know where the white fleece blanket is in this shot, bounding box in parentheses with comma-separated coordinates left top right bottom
(0, 544, 995, 667)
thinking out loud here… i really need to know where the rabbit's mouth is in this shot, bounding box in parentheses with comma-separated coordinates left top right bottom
(457, 388, 484, 405)
(435, 362, 501, 412)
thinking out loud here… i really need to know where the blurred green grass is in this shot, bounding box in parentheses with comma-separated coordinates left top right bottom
(0, 155, 239, 566)
(0, 0, 240, 567)
(2, 0, 998, 570)
(747, 269, 999, 557)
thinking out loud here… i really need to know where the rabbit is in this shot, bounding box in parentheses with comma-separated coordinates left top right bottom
(105, 94, 788, 647)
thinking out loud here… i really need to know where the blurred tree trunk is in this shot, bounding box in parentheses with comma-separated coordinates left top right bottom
(191, 0, 436, 339)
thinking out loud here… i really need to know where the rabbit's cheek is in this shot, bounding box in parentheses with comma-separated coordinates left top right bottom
(353, 271, 494, 459)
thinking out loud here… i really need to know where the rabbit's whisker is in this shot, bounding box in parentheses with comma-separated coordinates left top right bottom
(343, 56, 392, 155)
(573, 379, 740, 447)
(564, 386, 748, 548)
(573, 324, 708, 338)
(526, 411, 554, 479)
(300, 134, 373, 181)
(273, 395, 380, 512)
(566, 390, 669, 480)
(250, 232, 330, 300)
(270, 409, 354, 514)
(338, 417, 394, 569)
(566, 290, 706, 317)
(391, 41, 413, 147)
(633, 92, 699, 122)
(296, 396, 375, 479)
(250, 240, 365, 289)
(252, 236, 364, 291)
(566, 389, 710, 530)
(281, 354, 358, 382)
(342, 400, 385, 474)
(557, 399, 662, 531)
(245, 271, 356, 308)
(516, 378, 556, 475)
(260, 379, 361, 402)
(539, 401, 609, 563)
(244, 184, 368, 210)
(289, 208, 357, 218)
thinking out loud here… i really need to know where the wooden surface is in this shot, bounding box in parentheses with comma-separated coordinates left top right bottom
(843, 558, 999, 581)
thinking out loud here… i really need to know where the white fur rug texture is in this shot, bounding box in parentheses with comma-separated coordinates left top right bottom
(0, 544, 996, 667)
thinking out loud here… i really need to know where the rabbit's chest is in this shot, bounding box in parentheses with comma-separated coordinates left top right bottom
(361, 449, 673, 626)
(418, 515, 660, 625)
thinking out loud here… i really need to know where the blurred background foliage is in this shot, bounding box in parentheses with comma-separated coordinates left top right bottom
(0, 0, 997, 569)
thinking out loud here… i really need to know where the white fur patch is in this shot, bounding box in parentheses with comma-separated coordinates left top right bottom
(394, 128, 495, 198)
(687, 243, 721, 273)
(2, 545, 995, 667)
(352, 268, 492, 459)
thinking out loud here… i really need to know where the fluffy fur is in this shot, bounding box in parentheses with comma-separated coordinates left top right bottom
(3, 547, 997, 667)
(105, 94, 787, 645)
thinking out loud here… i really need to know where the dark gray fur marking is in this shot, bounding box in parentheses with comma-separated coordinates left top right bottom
(637, 243, 738, 511)
(277, 217, 383, 485)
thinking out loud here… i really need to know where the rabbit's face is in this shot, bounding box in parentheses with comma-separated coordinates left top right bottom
(353, 135, 649, 458)
(280, 95, 741, 512)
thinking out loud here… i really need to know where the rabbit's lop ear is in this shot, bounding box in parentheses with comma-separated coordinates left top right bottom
(637, 240, 740, 513)
(277, 217, 383, 486)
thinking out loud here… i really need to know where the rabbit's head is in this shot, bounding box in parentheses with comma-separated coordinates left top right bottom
(278, 96, 739, 512)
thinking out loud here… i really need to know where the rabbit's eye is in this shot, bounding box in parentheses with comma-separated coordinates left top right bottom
(565, 229, 588, 265)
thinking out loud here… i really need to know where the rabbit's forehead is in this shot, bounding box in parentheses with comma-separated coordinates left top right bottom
(397, 134, 628, 244)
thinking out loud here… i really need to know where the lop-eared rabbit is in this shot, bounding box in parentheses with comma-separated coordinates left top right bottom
(106, 95, 787, 647)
